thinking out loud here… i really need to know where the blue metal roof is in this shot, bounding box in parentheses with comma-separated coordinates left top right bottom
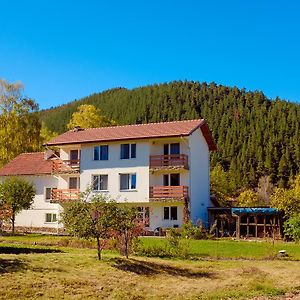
(231, 207, 280, 215)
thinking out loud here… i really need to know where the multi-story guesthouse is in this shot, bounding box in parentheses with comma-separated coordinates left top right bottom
(0, 119, 216, 233)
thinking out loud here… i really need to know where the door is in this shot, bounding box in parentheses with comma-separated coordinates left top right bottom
(70, 150, 79, 161)
(163, 174, 180, 186)
(69, 177, 79, 189)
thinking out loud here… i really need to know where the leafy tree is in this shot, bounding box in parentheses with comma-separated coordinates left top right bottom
(39, 122, 58, 146)
(0, 79, 41, 166)
(0, 177, 35, 234)
(67, 104, 116, 130)
(236, 189, 261, 207)
(62, 193, 117, 260)
(270, 174, 300, 218)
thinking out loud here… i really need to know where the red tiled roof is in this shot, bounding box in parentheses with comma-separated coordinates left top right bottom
(0, 152, 52, 176)
(46, 119, 217, 151)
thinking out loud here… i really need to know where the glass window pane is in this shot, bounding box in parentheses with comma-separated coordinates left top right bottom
(163, 174, 169, 186)
(120, 144, 130, 159)
(100, 145, 108, 160)
(120, 174, 129, 190)
(170, 173, 180, 186)
(164, 144, 169, 155)
(70, 150, 79, 160)
(94, 146, 100, 160)
(131, 144, 136, 158)
(69, 177, 78, 189)
(46, 213, 51, 222)
(45, 188, 52, 200)
(93, 175, 99, 191)
(163, 207, 169, 220)
(170, 143, 180, 155)
(52, 214, 57, 222)
(170, 206, 178, 220)
(131, 174, 136, 189)
(100, 175, 108, 190)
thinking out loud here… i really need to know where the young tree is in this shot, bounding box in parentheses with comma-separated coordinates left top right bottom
(62, 194, 117, 260)
(236, 189, 261, 207)
(0, 79, 42, 166)
(67, 104, 116, 130)
(0, 177, 35, 234)
(257, 175, 274, 205)
(112, 205, 143, 259)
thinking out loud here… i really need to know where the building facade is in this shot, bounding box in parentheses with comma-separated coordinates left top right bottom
(0, 119, 216, 232)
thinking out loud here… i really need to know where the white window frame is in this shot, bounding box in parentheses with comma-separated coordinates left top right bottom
(45, 213, 57, 223)
(120, 144, 136, 159)
(45, 187, 52, 202)
(163, 206, 178, 220)
(93, 145, 109, 161)
(92, 174, 109, 191)
(119, 173, 137, 191)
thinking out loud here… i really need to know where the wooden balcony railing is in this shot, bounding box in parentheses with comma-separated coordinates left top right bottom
(52, 159, 80, 174)
(149, 186, 189, 201)
(149, 154, 188, 170)
(51, 189, 80, 203)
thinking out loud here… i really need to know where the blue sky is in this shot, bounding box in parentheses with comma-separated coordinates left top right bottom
(1, 0, 299, 109)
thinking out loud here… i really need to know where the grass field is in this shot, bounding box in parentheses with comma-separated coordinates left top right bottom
(0, 235, 300, 299)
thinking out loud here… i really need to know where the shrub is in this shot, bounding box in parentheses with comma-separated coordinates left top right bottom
(181, 221, 210, 239)
(284, 214, 300, 242)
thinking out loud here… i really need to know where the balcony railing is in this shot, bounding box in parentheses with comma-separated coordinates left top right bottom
(149, 154, 188, 170)
(52, 159, 80, 174)
(51, 189, 80, 203)
(149, 186, 189, 201)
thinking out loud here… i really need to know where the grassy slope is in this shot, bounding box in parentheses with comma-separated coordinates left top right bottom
(0, 236, 300, 299)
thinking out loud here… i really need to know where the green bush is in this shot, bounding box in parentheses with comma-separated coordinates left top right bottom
(284, 214, 300, 242)
(181, 221, 210, 240)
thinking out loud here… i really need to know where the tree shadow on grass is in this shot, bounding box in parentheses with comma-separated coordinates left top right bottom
(0, 258, 27, 274)
(109, 257, 215, 278)
(0, 245, 63, 254)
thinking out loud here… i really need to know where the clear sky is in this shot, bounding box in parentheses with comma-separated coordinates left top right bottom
(1, 0, 299, 109)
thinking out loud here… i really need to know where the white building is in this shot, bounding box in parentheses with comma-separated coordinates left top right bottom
(0, 119, 216, 233)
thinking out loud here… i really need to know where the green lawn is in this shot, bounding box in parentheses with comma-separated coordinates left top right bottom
(0, 235, 300, 299)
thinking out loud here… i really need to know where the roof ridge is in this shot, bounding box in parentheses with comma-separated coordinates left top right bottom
(82, 119, 203, 131)
(20, 152, 45, 155)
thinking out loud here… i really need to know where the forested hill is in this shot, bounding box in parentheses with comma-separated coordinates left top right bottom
(40, 81, 300, 189)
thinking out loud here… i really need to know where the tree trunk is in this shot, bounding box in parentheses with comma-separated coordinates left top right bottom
(11, 213, 15, 235)
(96, 236, 101, 260)
(125, 230, 129, 259)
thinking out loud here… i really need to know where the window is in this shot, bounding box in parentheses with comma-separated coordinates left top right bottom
(45, 213, 57, 223)
(163, 206, 178, 220)
(94, 145, 109, 160)
(70, 149, 79, 161)
(69, 177, 79, 189)
(120, 144, 136, 159)
(120, 173, 136, 190)
(45, 188, 52, 201)
(92, 175, 108, 191)
(137, 207, 150, 227)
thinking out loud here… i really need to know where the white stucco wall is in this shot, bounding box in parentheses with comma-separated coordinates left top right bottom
(80, 140, 150, 203)
(188, 129, 210, 226)
(11, 175, 63, 228)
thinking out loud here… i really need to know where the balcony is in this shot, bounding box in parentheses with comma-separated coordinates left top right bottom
(50, 189, 80, 203)
(149, 154, 188, 171)
(52, 159, 80, 174)
(149, 186, 189, 202)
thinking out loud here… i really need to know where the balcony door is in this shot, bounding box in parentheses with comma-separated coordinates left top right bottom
(70, 150, 79, 161)
(163, 173, 180, 186)
(69, 177, 79, 190)
(164, 143, 180, 156)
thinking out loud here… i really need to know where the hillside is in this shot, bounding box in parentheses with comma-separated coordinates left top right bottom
(40, 81, 300, 189)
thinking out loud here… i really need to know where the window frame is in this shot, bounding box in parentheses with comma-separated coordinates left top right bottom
(94, 145, 109, 161)
(45, 213, 57, 223)
(92, 174, 109, 191)
(45, 187, 52, 202)
(163, 206, 178, 220)
(120, 143, 136, 159)
(119, 173, 137, 191)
